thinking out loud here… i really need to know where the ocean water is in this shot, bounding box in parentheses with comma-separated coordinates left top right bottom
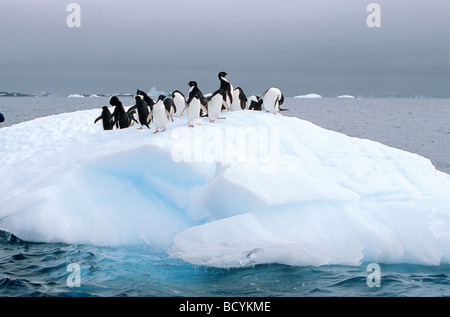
(1, 96, 450, 298)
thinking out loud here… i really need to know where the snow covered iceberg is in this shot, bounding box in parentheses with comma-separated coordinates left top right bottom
(1, 109, 450, 268)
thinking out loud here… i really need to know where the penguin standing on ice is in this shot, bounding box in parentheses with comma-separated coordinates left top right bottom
(230, 87, 247, 111)
(186, 91, 207, 127)
(151, 95, 173, 133)
(247, 95, 263, 111)
(207, 89, 227, 123)
(136, 89, 155, 111)
(218, 72, 233, 110)
(260, 87, 284, 115)
(161, 95, 176, 117)
(172, 90, 187, 117)
(187, 81, 208, 117)
(110, 96, 138, 129)
(128, 96, 152, 129)
(94, 106, 114, 130)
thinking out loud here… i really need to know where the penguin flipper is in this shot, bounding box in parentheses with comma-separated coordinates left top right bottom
(94, 115, 102, 124)
(166, 110, 174, 122)
(201, 104, 208, 116)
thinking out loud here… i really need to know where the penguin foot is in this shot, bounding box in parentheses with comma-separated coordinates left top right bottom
(154, 129, 159, 134)
(189, 124, 194, 128)
(218, 117, 226, 120)
(209, 118, 215, 123)
(137, 127, 143, 130)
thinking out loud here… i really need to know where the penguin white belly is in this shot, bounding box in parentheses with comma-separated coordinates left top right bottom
(187, 99, 201, 125)
(263, 88, 281, 113)
(230, 89, 241, 111)
(208, 94, 223, 119)
(173, 94, 186, 117)
(153, 104, 168, 129)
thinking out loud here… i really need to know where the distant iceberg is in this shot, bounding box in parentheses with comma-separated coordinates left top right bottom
(68, 94, 85, 98)
(147, 86, 169, 99)
(1, 110, 450, 268)
(294, 93, 322, 99)
(337, 95, 356, 99)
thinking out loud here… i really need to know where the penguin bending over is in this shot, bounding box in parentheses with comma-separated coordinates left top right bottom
(128, 96, 152, 129)
(151, 95, 174, 133)
(207, 89, 227, 123)
(261, 87, 284, 115)
(160, 95, 176, 118)
(230, 87, 247, 111)
(136, 89, 155, 111)
(172, 90, 187, 117)
(186, 91, 207, 127)
(94, 106, 114, 130)
(247, 95, 263, 111)
(218, 72, 233, 110)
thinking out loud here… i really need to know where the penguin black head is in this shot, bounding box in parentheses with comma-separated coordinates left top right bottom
(218, 72, 227, 78)
(136, 89, 144, 96)
(109, 95, 120, 106)
(188, 81, 197, 88)
(102, 106, 109, 111)
(158, 95, 166, 101)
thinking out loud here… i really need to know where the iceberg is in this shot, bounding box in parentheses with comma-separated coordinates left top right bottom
(1, 109, 450, 268)
(68, 94, 85, 98)
(294, 93, 322, 99)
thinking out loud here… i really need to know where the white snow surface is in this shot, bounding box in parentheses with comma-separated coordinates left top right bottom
(1, 109, 450, 268)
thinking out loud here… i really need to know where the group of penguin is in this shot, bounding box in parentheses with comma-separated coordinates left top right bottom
(94, 72, 285, 133)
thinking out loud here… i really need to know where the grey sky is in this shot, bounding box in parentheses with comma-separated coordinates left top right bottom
(1, 0, 449, 97)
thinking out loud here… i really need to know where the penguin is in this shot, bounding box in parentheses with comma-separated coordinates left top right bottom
(186, 91, 207, 127)
(136, 89, 155, 111)
(0, 112, 5, 124)
(260, 87, 284, 115)
(247, 95, 263, 111)
(187, 81, 208, 116)
(230, 87, 247, 111)
(151, 95, 174, 133)
(207, 89, 227, 123)
(218, 72, 233, 110)
(110, 96, 138, 129)
(172, 90, 187, 117)
(161, 95, 176, 117)
(128, 96, 152, 129)
(94, 106, 114, 130)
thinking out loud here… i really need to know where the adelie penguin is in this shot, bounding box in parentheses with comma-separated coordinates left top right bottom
(260, 87, 285, 115)
(159, 95, 176, 118)
(187, 81, 208, 117)
(218, 72, 233, 110)
(247, 95, 263, 111)
(151, 95, 174, 133)
(94, 106, 114, 130)
(230, 87, 247, 111)
(128, 95, 152, 129)
(136, 89, 155, 111)
(172, 90, 187, 117)
(110, 95, 138, 129)
(186, 91, 207, 127)
(207, 89, 227, 123)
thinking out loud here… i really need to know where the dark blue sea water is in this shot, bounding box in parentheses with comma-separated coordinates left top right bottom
(1, 97, 450, 298)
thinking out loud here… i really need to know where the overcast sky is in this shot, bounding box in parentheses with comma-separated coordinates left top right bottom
(1, 0, 449, 97)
